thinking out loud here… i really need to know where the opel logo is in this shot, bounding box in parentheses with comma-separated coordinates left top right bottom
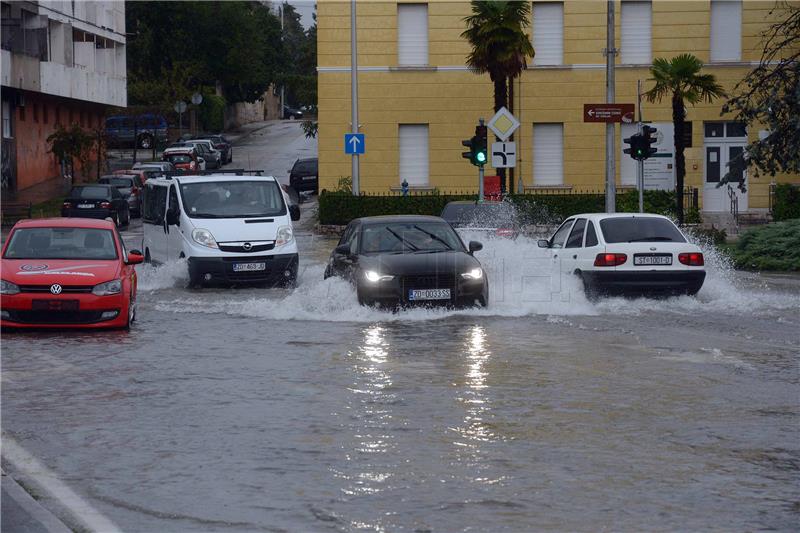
(242, 242, 252, 251)
(50, 284, 63, 295)
(650, 247, 657, 251)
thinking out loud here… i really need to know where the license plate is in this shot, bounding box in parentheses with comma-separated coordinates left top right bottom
(408, 289, 451, 301)
(233, 262, 266, 272)
(78, 204, 94, 208)
(302, 176, 316, 181)
(32, 300, 79, 311)
(634, 255, 672, 266)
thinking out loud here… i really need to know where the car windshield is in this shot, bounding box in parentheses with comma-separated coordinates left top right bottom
(100, 178, 134, 187)
(180, 180, 287, 218)
(442, 202, 516, 227)
(361, 222, 463, 253)
(70, 186, 109, 199)
(166, 154, 192, 163)
(3, 227, 118, 260)
(600, 217, 686, 243)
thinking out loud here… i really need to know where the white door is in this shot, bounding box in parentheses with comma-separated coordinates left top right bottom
(703, 143, 747, 212)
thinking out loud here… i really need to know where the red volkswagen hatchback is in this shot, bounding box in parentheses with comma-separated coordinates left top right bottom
(1, 218, 143, 330)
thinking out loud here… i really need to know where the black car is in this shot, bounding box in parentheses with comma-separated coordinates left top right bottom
(441, 201, 520, 238)
(288, 158, 318, 194)
(98, 175, 141, 217)
(283, 105, 303, 120)
(324, 215, 488, 308)
(61, 184, 130, 228)
(195, 135, 232, 164)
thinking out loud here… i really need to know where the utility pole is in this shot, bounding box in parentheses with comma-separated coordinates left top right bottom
(605, 0, 617, 213)
(350, 0, 360, 195)
(637, 79, 644, 213)
(280, 4, 285, 117)
(478, 118, 485, 202)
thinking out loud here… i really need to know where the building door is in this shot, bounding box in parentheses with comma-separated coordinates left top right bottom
(703, 122, 748, 212)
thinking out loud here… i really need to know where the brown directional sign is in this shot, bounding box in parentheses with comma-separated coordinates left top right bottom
(584, 103, 636, 123)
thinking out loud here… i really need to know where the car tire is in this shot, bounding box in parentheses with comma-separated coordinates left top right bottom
(124, 297, 135, 330)
(579, 272, 599, 301)
(138, 134, 153, 150)
(113, 212, 122, 228)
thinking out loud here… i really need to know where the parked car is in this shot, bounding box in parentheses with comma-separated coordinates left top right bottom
(0, 218, 143, 329)
(162, 147, 205, 172)
(142, 173, 301, 287)
(283, 105, 303, 120)
(324, 215, 488, 308)
(105, 114, 168, 149)
(98, 175, 141, 217)
(288, 157, 318, 194)
(539, 213, 706, 297)
(113, 169, 158, 189)
(441, 201, 519, 238)
(61, 184, 130, 228)
(133, 161, 176, 173)
(182, 140, 222, 169)
(195, 135, 232, 164)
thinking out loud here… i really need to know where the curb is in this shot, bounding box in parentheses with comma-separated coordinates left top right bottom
(1, 470, 72, 533)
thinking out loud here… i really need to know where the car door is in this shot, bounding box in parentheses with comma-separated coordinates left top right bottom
(143, 183, 168, 262)
(577, 220, 602, 272)
(562, 218, 587, 274)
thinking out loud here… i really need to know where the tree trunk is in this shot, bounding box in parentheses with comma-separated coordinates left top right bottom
(672, 92, 685, 225)
(493, 76, 508, 193)
(508, 76, 515, 195)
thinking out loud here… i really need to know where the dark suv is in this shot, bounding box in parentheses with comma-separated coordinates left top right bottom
(288, 158, 318, 194)
(105, 114, 168, 149)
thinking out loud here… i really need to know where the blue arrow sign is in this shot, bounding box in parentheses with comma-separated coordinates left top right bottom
(345, 133, 365, 155)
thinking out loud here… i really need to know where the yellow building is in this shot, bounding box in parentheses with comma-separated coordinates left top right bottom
(317, 0, 799, 213)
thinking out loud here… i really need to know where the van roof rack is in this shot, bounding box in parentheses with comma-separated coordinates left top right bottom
(160, 169, 265, 179)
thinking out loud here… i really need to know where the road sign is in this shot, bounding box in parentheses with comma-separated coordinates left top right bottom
(344, 133, 365, 155)
(487, 107, 520, 141)
(174, 101, 187, 113)
(583, 103, 635, 123)
(491, 142, 516, 168)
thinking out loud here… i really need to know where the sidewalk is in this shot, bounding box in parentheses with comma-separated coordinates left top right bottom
(223, 119, 283, 145)
(1, 177, 67, 208)
(1, 470, 71, 533)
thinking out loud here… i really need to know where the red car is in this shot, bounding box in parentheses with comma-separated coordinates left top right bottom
(1, 218, 143, 330)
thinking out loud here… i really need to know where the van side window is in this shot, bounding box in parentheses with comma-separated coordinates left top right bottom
(566, 218, 587, 248)
(550, 219, 574, 249)
(168, 185, 179, 214)
(143, 184, 167, 225)
(585, 221, 598, 247)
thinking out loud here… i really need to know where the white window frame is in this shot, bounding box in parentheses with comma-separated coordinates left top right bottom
(532, 123, 564, 186)
(532, 2, 564, 66)
(621, 1, 652, 65)
(397, 4, 429, 67)
(399, 124, 430, 187)
(710, 0, 742, 62)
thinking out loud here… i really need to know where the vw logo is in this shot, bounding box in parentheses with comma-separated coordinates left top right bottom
(21, 264, 48, 271)
(242, 242, 252, 251)
(50, 284, 63, 295)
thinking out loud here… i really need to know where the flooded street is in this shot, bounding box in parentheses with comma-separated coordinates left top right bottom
(2, 229, 799, 532)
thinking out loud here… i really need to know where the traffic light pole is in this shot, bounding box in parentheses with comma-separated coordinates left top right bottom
(478, 118, 485, 202)
(637, 122, 644, 213)
(605, 0, 617, 213)
(350, 0, 360, 196)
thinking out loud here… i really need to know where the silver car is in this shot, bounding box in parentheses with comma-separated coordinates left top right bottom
(98, 175, 142, 217)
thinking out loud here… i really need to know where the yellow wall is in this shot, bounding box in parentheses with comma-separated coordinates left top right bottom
(317, 0, 799, 210)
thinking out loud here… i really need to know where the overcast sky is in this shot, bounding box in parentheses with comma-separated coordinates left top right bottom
(287, 0, 316, 29)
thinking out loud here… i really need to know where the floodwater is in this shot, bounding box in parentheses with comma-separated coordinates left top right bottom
(2, 231, 799, 532)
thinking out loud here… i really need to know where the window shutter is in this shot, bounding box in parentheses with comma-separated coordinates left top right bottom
(399, 125, 429, 186)
(710, 0, 741, 61)
(532, 3, 563, 66)
(398, 4, 428, 66)
(533, 123, 564, 186)
(621, 1, 652, 64)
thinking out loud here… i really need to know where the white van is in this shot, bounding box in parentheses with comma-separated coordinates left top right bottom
(142, 173, 301, 286)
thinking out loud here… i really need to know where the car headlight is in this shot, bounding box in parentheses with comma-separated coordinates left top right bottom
(364, 270, 394, 283)
(192, 228, 218, 248)
(92, 279, 122, 296)
(1, 279, 20, 295)
(276, 225, 294, 247)
(461, 268, 484, 280)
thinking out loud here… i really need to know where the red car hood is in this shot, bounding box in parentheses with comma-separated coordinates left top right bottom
(1, 259, 121, 285)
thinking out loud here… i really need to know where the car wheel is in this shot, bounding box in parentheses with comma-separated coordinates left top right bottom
(139, 134, 153, 149)
(113, 212, 121, 228)
(579, 272, 598, 301)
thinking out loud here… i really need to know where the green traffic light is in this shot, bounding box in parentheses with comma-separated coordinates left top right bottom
(476, 151, 486, 163)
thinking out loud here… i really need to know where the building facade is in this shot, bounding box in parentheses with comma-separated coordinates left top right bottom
(317, 0, 799, 213)
(1, 0, 126, 194)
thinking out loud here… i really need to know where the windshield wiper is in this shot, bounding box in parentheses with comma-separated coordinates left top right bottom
(190, 213, 226, 218)
(627, 236, 675, 242)
(385, 227, 418, 251)
(412, 225, 453, 250)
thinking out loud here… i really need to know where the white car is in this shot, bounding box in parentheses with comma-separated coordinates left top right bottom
(539, 213, 706, 297)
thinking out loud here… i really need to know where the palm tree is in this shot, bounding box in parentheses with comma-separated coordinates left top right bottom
(462, 1, 534, 193)
(645, 54, 726, 224)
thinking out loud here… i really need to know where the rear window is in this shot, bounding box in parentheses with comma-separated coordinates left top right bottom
(599, 217, 686, 243)
(99, 178, 134, 187)
(166, 154, 192, 163)
(70, 186, 110, 199)
(293, 160, 317, 174)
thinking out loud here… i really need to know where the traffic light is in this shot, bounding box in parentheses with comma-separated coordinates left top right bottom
(624, 126, 659, 161)
(641, 125, 658, 159)
(461, 125, 488, 166)
(623, 133, 644, 160)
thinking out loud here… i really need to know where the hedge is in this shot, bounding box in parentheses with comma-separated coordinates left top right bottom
(729, 219, 800, 271)
(318, 189, 696, 226)
(772, 184, 800, 222)
(198, 94, 226, 133)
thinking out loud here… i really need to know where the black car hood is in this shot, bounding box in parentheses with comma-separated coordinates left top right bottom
(359, 250, 481, 277)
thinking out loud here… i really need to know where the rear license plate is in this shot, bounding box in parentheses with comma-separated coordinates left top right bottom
(78, 204, 94, 208)
(233, 262, 266, 272)
(634, 255, 672, 266)
(408, 289, 451, 301)
(32, 299, 79, 311)
(302, 176, 316, 181)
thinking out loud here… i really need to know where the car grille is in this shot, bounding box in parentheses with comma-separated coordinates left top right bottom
(218, 242, 275, 254)
(18, 285, 94, 294)
(401, 274, 458, 291)
(5, 309, 117, 324)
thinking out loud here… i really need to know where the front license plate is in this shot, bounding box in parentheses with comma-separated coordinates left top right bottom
(32, 299, 79, 311)
(408, 289, 451, 301)
(634, 255, 672, 266)
(233, 262, 266, 272)
(77, 204, 94, 208)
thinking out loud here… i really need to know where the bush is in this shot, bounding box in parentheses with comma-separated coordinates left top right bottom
(730, 219, 800, 271)
(772, 184, 800, 222)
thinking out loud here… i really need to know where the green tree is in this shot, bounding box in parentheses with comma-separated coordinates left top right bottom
(461, 1, 534, 193)
(645, 54, 726, 224)
(723, 3, 799, 178)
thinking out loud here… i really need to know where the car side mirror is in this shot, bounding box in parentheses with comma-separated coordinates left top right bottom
(289, 204, 300, 221)
(167, 208, 180, 225)
(538, 239, 550, 248)
(127, 251, 144, 265)
(334, 243, 351, 256)
(468, 241, 483, 254)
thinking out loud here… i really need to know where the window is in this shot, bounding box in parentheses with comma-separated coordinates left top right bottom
(550, 219, 574, 249)
(533, 123, 564, 185)
(143, 184, 167, 224)
(566, 218, 587, 248)
(399, 124, 429, 186)
(600, 217, 686, 243)
(585, 221, 599, 247)
(621, 1, 651, 64)
(2, 100, 11, 138)
(33, 104, 39, 123)
(19, 106, 25, 122)
(710, 0, 741, 62)
(397, 4, 428, 66)
(532, 2, 563, 66)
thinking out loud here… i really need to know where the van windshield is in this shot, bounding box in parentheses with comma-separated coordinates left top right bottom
(180, 180, 287, 218)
